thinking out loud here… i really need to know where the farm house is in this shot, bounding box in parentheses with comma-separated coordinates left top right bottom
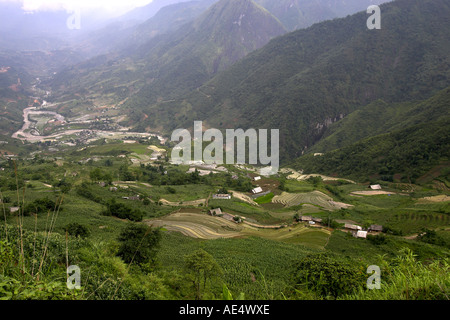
(370, 184, 382, 190)
(344, 223, 362, 231)
(209, 208, 222, 216)
(252, 187, 263, 194)
(369, 224, 383, 232)
(212, 194, 232, 200)
(354, 231, 368, 238)
(312, 217, 323, 224)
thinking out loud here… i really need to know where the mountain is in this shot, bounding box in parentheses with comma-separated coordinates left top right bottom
(135, 0, 449, 163)
(0, 63, 30, 135)
(74, 0, 219, 57)
(116, 0, 197, 23)
(253, 0, 392, 31)
(47, 0, 286, 120)
(290, 89, 450, 183)
(119, 0, 287, 126)
(0, 2, 125, 51)
(308, 87, 450, 154)
(293, 118, 450, 183)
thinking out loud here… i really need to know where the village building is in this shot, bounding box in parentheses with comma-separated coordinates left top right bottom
(212, 194, 231, 200)
(252, 187, 263, 194)
(355, 230, 368, 239)
(209, 208, 222, 216)
(370, 184, 382, 190)
(344, 223, 362, 231)
(369, 224, 383, 232)
(123, 195, 140, 201)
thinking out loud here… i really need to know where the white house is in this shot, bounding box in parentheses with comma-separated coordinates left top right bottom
(212, 194, 231, 200)
(370, 184, 382, 190)
(252, 187, 263, 194)
(344, 223, 362, 231)
(209, 208, 222, 216)
(355, 231, 368, 239)
(254, 176, 261, 181)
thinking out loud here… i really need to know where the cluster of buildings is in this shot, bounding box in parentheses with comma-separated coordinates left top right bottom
(297, 215, 383, 239)
(343, 223, 384, 238)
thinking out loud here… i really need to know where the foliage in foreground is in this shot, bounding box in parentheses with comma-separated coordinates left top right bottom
(341, 248, 449, 300)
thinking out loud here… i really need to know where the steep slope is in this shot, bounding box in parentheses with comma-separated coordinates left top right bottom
(291, 118, 450, 183)
(309, 87, 450, 153)
(121, 0, 287, 124)
(253, 0, 391, 31)
(75, 0, 219, 57)
(116, 0, 196, 23)
(139, 0, 449, 162)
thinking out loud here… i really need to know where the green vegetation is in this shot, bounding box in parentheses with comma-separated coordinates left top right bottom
(293, 118, 450, 182)
(0, 0, 449, 303)
(0, 142, 448, 300)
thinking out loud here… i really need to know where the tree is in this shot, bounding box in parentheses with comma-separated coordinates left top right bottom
(417, 228, 446, 247)
(65, 223, 90, 238)
(54, 178, 72, 194)
(117, 224, 161, 266)
(89, 168, 104, 182)
(184, 249, 223, 300)
(293, 253, 366, 299)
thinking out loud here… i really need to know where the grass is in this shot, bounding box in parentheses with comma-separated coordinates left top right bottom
(156, 232, 318, 299)
(1, 147, 449, 300)
(254, 192, 275, 204)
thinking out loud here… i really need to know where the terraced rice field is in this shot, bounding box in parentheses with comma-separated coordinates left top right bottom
(272, 191, 352, 211)
(145, 212, 332, 249)
(281, 168, 355, 183)
(145, 212, 242, 239)
(159, 198, 207, 206)
(351, 190, 397, 196)
(241, 224, 331, 249)
(417, 195, 450, 203)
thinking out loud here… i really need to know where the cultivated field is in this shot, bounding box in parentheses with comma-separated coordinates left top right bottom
(417, 195, 450, 203)
(145, 211, 332, 249)
(281, 168, 355, 183)
(145, 212, 242, 239)
(272, 191, 353, 211)
(351, 190, 398, 196)
(159, 198, 207, 206)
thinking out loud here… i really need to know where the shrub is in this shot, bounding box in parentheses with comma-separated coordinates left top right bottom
(65, 223, 90, 238)
(293, 253, 366, 299)
(117, 224, 161, 266)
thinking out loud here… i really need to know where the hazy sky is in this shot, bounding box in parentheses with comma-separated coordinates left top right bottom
(1, 0, 154, 14)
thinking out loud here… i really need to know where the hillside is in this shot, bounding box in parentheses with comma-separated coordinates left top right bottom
(292, 117, 450, 183)
(75, 0, 219, 57)
(309, 86, 450, 154)
(253, 0, 391, 31)
(136, 0, 449, 163)
(47, 0, 287, 124)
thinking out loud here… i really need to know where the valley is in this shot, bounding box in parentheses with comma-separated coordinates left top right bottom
(0, 0, 448, 303)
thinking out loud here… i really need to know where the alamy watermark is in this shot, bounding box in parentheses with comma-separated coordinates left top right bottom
(66, 7, 81, 30)
(366, 265, 381, 289)
(67, 265, 81, 290)
(171, 121, 279, 175)
(367, 5, 381, 30)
